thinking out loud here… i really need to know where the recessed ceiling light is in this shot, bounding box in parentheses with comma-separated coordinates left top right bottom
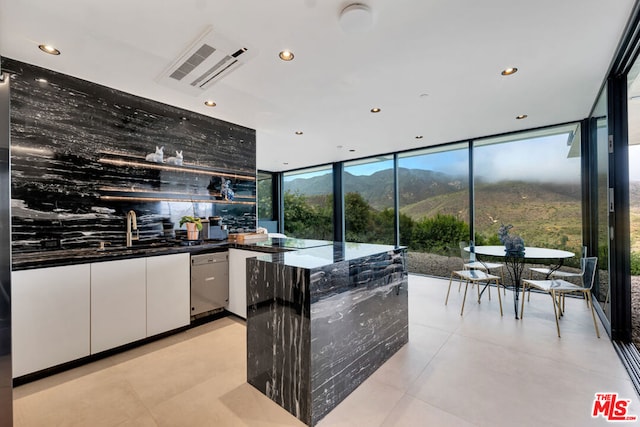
(415, 135, 423, 139)
(38, 44, 60, 55)
(370, 107, 381, 113)
(283, 162, 289, 165)
(279, 50, 294, 61)
(501, 67, 518, 76)
(516, 114, 528, 120)
(349, 149, 356, 152)
(204, 100, 216, 107)
(295, 131, 303, 135)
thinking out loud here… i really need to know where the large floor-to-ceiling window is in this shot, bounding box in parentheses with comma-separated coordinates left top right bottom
(282, 166, 333, 239)
(257, 171, 276, 232)
(473, 125, 583, 261)
(627, 58, 640, 348)
(280, 124, 585, 277)
(343, 156, 395, 244)
(397, 143, 469, 276)
(592, 90, 612, 321)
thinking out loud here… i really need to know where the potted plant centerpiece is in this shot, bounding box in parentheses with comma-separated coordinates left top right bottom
(180, 215, 202, 240)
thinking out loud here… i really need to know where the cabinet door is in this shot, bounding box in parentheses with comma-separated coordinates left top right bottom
(228, 249, 257, 318)
(12, 264, 91, 377)
(90, 258, 146, 354)
(146, 253, 190, 337)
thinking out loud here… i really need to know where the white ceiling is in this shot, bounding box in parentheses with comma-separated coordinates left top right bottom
(0, 0, 636, 172)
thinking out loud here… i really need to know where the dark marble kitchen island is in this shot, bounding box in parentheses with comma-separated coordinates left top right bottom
(246, 242, 408, 426)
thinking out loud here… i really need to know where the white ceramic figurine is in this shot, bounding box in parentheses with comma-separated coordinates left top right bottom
(145, 146, 164, 163)
(166, 150, 183, 166)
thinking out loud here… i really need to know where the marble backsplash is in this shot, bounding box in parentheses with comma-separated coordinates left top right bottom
(2, 58, 257, 253)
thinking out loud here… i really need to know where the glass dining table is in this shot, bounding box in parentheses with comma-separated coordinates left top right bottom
(465, 245, 575, 318)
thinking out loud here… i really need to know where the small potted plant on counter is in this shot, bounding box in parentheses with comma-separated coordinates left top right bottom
(179, 215, 202, 240)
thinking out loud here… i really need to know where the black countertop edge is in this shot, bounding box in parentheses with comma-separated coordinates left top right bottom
(11, 240, 288, 271)
(11, 238, 405, 272)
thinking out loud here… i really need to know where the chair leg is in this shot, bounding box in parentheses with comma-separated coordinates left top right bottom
(461, 279, 470, 316)
(550, 290, 561, 337)
(458, 268, 466, 292)
(446, 273, 455, 305)
(587, 292, 601, 338)
(496, 279, 503, 316)
(520, 281, 527, 319)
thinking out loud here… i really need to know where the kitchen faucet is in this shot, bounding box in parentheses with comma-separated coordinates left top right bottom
(126, 210, 139, 247)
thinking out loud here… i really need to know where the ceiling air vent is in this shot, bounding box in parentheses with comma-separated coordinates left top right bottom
(157, 26, 255, 95)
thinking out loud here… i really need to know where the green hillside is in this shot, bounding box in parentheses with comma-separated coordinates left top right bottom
(284, 167, 640, 254)
(286, 167, 464, 210)
(400, 180, 583, 249)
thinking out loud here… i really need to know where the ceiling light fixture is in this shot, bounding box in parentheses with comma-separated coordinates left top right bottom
(415, 135, 423, 139)
(349, 149, 356, 152)
(339, 3, 373, 33)
(295, 131, 303, 135)
(370, 107, 381, 113)
(204, 100, 216, 107)
(279, 50, 294, 61)
(38, 44, 60, 55)
(501, 67, 518, 76)
(516, 114, 528, 120)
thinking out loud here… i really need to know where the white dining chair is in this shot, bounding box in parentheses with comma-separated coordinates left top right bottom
(520, 256, 600, 338)
(459, 241, 504, 293)
(528, 245, 586, 284)
(446, 267, 504, 316)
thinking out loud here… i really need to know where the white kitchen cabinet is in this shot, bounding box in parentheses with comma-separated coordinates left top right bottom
(228, 248, 258, 318)
(146, 252, 190, 337)
(90, 257, 147, 354)
(11, 264, 91, 377)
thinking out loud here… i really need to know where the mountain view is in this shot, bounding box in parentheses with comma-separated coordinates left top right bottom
(284, 167, 640, 252)
(285, 168, 466, 210)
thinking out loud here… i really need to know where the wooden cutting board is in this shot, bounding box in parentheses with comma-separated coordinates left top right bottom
(229, 232, 269, 243)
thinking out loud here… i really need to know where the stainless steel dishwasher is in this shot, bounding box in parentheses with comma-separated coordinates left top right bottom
(191, 252, 229, 317)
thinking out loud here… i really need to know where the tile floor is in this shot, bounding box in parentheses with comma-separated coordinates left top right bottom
(12, 275, 639, 426)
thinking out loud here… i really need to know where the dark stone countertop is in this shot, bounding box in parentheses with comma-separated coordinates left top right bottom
(11, 237, 404, 271)
(11, 238, 286, 271)
(254, 241, 405, 269)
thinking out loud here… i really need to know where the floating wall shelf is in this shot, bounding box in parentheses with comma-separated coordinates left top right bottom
(97, 150, 256, 182)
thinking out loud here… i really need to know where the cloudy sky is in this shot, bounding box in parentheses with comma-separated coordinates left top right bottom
(285, 133, 640, 183)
